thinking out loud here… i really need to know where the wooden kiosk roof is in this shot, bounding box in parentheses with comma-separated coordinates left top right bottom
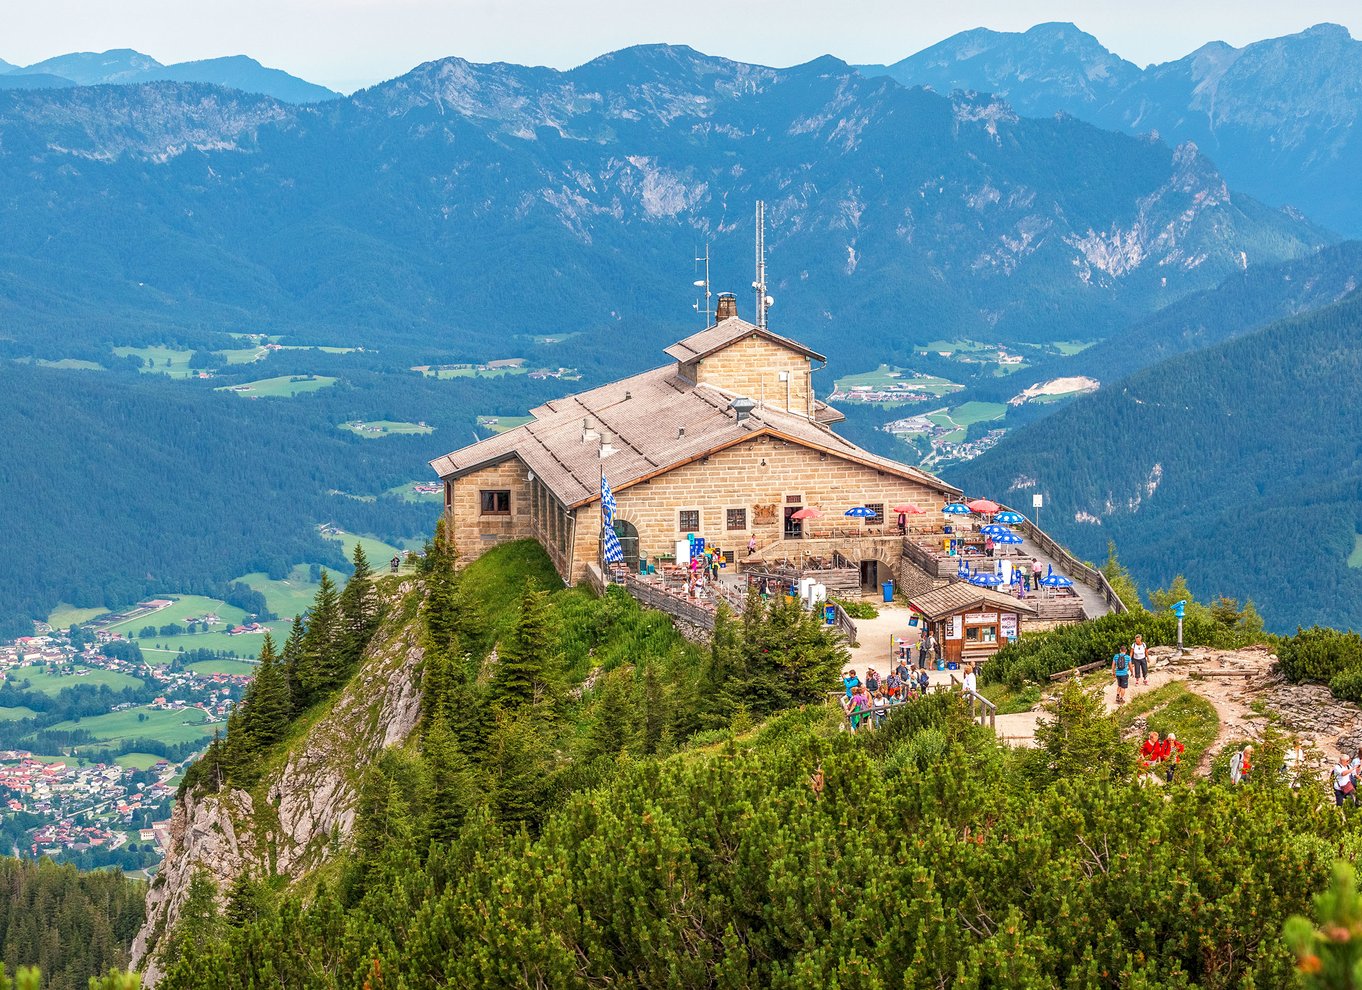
(908, 583, 1039, 619)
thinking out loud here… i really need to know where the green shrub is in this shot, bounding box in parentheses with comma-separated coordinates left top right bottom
(831, 598, 878, 620)
(1280, 627, 1362, 700)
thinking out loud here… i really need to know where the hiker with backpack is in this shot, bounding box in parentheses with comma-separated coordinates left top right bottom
(1112, 647, 1132, 704)
(1162, 733, 1184, 783)
(1334, 753, 1356, 807)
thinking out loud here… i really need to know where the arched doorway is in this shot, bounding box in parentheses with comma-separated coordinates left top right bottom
(613, 519, 640, 572)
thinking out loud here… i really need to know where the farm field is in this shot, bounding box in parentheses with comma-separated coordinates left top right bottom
(834, 365, 962, 398)
(216, 375, 337, 398)
(236, 567, 323, 620)
(477, 415, 534, 435)
(20, 358, 105, 371)
(0, 706, 38, 721)
(385, 481, 444, 504)
(114, 752, 167, 771)
(113, 345, 198, 379)
(340, 420, 434, 439)
(137, 626, 286, 660)
(1349, 534, 1362, 569)
(48, 705, 215, 746)
(46, 603, 109, 628)
(414, 363, 526, 379)
(320, 528, 420, 572)
(12, 665, 144, 695)
(527, 332, 583, 345)
(926, 401, 1007, 443)
(1050, 340, 1098, 356)
(186, 659, 257, 677)
(105, 595, 250, 636)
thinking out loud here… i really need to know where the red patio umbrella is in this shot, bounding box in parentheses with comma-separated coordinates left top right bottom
(967, 498, 1001, 515)
(891, 504, 926, 514)
(790, 508, 823, 520)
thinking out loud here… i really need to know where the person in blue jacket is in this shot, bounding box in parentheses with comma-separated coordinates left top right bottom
(843, 669, 860, 699)
(1112, 648, 1132, 704)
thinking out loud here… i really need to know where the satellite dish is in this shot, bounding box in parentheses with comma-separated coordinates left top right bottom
(765, 296, 775, 307)
(693, 280, 706, 287)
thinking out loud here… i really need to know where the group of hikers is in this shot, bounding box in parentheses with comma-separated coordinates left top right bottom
(1111, 635, 1151, 703)
(840, 661, 936, 731)
(1138, 730, 1186, 783)
(840, 660, 980, 732)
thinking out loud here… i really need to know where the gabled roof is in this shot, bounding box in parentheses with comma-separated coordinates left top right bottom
(663, 317, 827, 364)
(908, 583, 1039, 619)
(430, 364, 958, 508)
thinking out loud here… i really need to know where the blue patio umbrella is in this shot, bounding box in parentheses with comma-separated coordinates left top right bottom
(992, 531, 1025, 546)
(994, 510, 1026, 525)
(845, 506, 878, 518)
(980, 524, 1013, 538)
(970, 572, 1004, 587)
(1040, 573, 1075, 588)
(942, 502, 971, 516)
(957, 557, 971, 578)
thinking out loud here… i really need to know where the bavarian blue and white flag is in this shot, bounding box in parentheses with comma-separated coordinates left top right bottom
(601, 473, 624, 564)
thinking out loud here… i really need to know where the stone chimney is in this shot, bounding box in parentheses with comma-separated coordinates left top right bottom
(715, 292, 738, 323)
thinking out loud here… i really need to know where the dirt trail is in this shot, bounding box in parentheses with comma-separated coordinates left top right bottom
(995, 645, 1323, 775)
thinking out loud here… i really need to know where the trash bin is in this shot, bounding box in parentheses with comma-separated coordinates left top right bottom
(881, 580, 894, 603)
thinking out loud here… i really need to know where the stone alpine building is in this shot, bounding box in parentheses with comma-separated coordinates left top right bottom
(430, 300, 972, 597)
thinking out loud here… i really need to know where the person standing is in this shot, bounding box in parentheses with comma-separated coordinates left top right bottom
(1131, 635, 1149, 686)
(1334, 753, 1356, 807)
(843, 669, 860, 700)
(917, 668, 930, 695)
(865, 667, 881, 694)
(925, 631, 938, 669)
(1112, 647, 1132, 704)
(962, 662, 977, 697)
(1032, 559, 1044, 589)
(747, 535, 757, 556)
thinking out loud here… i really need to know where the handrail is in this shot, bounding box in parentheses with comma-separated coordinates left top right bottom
(1010, 509, 1127, 615)
(830, 601, 859, 646)
(949, 673, 997, 729)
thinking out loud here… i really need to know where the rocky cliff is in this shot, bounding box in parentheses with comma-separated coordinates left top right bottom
(130, 583, 425, 984)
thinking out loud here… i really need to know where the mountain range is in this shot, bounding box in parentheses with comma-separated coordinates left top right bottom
(0, 44, 1328, 371)
(861, 22, 1362, 234)
(0, 48, 337, 103)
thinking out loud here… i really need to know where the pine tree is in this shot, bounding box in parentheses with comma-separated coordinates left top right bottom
(243, 633, 290, 748)
(158, 869, 221, 973)
(420, 713, 479, 847)
(219, 704, 256, 787)
(281, 614, 306, 715)
(299, 570, 342, 703)
(492, 589, 556, 711)
(338, 543, 382, 672)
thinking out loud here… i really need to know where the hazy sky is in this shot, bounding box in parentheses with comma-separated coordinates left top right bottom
(6, 0, 1360, 93)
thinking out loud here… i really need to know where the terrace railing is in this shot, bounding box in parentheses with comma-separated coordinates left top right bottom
(1011, 512, 1128, 615)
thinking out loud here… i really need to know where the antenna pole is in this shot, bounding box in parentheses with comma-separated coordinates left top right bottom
(693, 244, 712, 328)
(754, 201, 767, 329)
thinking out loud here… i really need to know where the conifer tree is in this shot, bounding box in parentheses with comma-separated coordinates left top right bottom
(159, 869, 221, 973)
(299, 570, 342, 703)
(219, 704, 256, 787)
(492, 589, 556, 711)
(280, 614, 306, 715)
(420, 713, 479, 847)
(338, 543, 382, 671)
(243, 633, 290, 748)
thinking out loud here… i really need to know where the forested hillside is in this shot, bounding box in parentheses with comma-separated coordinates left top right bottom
(138, 539, 1361, 988)
(951, 288, 1362, 631)
(0, 858, 143, 989)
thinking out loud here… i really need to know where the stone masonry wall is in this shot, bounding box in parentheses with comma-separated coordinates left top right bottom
(607, 435, 944, 571)
(695, 336, 812, 417)
(448, 459, 534, 564)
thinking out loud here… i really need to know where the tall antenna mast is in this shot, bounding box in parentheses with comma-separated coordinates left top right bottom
(753, 201, 770, 329)
(692, 243, 712, 328)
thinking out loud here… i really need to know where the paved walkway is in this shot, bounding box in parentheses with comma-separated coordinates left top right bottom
(843, 603, 960, 690)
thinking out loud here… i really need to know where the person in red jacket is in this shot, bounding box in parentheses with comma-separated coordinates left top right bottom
(1140, 731, 1162, 771)
(1161, 732, 1185, 783)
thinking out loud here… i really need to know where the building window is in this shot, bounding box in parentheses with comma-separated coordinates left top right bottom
(480, 490, 511, 515)
(785, 494, 804, 504)
(444, 482, 453, 509)
(679, 509, 700, 533)
(864, 502, 885, 523)
(726, 508, 747, 531)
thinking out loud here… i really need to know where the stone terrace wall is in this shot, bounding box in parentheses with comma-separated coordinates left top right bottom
(611, 435, 942, 570)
